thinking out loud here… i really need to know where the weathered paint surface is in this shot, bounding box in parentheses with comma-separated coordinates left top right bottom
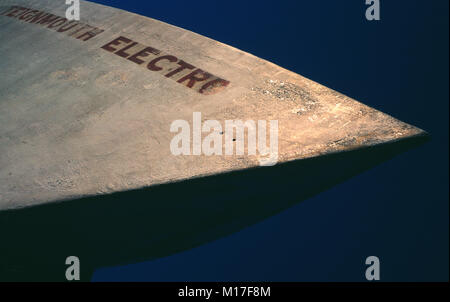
(0, 0, 425, 211)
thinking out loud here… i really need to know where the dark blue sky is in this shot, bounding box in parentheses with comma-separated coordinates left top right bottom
(89, 0, 449, 281)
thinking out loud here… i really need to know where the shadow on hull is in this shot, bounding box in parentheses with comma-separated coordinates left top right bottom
(0, 134, 429, 281)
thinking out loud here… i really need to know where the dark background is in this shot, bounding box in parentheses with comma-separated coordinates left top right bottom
(88, 0, 449, 281)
